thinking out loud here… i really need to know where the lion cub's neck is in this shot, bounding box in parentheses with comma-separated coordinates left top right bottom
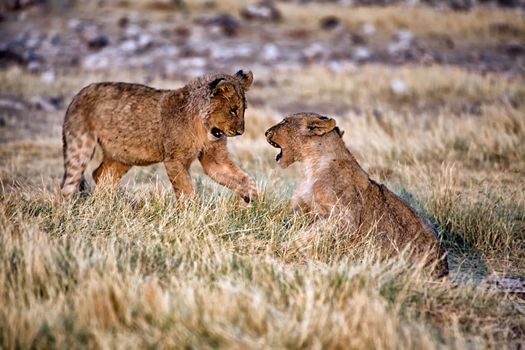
(301, 133, 369, 190)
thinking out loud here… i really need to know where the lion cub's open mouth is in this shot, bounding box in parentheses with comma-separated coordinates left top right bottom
(268, 139, 283, 162)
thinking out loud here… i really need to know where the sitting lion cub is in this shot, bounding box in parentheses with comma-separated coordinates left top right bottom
(265, 113, 448, 277)
(61, 70, 256, 202)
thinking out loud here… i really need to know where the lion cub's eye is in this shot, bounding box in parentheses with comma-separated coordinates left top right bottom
(230, 107, 238, 117)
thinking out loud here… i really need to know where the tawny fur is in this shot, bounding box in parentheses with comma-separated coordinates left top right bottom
(266, 113, 448, 277)
(61, 70, 256, 201)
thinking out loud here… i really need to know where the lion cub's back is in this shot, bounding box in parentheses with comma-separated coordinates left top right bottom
(64, 82, 166, 164)
(66, 82, 163, 130)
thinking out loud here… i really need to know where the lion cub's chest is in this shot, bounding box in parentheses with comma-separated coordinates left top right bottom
(293, 157, 335, 213)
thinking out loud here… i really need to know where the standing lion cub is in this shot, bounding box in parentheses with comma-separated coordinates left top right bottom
(61, 70, 256, 201)
(265, 113, 448, 277)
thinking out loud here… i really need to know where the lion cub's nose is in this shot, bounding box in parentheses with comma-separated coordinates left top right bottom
(265, 130, 272, 137)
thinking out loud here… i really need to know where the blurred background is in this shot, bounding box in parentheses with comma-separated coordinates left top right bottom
(0, 0, 524, 191)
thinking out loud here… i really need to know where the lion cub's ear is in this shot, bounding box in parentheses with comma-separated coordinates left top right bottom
(234, 70, 253, 89)
(305, 116, 337, 136)
(209, 78, 236, 98)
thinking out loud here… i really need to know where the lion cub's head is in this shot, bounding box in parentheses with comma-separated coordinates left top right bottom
(265, 112, 344, 168)
(203, 70, 253, 140)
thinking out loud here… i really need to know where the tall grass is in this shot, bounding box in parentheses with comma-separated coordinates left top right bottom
(1, 185, 524, 349)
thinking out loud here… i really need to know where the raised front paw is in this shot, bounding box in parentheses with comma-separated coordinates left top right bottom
(240, 177, 258, 203)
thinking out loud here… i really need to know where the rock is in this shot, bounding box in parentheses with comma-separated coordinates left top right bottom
(163, 61, 178, 75)
(361, 22, 376, 35)
(68, 18, 86, 32)
(120, 39, 138, 53)
(0, 48, 26, 67)
(195, 13, 240, 37)
(240, 1, 281, 22)
(82, 53, 110, 70)
(137, 34, 153, 51)
(320, 16, 340, 30)
(118, 16, 129, 28)
(353, 46, 371, 61)
(262, 44, 279, 61)
(32, 95, 62, 111)
(303, 43, 325, 60)
(394, 30, 414, 43)
(4, 0, 43, 11)
(390, 79, 407, 95)
(388, 31, 414, 55)
(27, 60, 42, 72)
(88, 35, 109, 50)
(350, 32, 366, 45)
(0, 97, 26, 111)
(125, 24, 142, 38)
(41, 70, 55, 83)
(503, 43, 525, 57)
(178, 57, 207, 68)
(23, 49, 42, 63)
(449, 0, 475, 10)
(161, 45, 179, 57)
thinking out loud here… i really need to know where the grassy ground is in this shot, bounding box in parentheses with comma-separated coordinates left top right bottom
(1, 1, 525, 349)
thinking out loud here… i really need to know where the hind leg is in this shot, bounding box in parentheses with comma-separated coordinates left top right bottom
(61, 131, 97, 198)
(92, 157, 130, 188)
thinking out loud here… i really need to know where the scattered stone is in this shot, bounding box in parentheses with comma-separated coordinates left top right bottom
(41, 70, 55, 83)
(361, 22, 376, 36)
(350, 32, 367, 45)
(82, 53, 110, 70)
(137, 34, 153, 51)
(0, 48, 26, 67)
(4, 0, 42, 11)
(27, 60, 42, 72)
(196, 13, 240, 37)
(50, 33, 61, 46)
(449, 0, 475, 11)
(388, 31, 415, 55)
(390, 78, 407, 95)
(373, 107, 383, 119)
(262, 44, 279, 61)
(125, 24, 142, 38)
(120, 39, 138, 53)
(68, 18, 86, 32)
(240, 1, 281, 22)
(88, 35, 109, 50)
(31, 95, 63, 111)
(23, 49, 42, 63)
(320, 16, 341, 30)
(118, 16, 129, 28)
(353, 46, 372, 61)
(174, 26, 191, 37)
(503, 43, 525, 57)
(394, 30, 414, 43)
(303, 43, 325, 60)
(0, 97, 26, 111)
(178, 57, 207, 68)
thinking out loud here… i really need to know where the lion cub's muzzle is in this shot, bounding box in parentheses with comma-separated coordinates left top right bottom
(264, 129, 283, 162)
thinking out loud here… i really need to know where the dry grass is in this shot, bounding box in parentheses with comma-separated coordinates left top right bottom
(1, 29, 525, 350)
(281, 4, 525, 42)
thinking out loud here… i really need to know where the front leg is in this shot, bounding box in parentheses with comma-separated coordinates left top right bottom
(199, 140, 256, 202)
(164, 159, 194, 198)
(292, 180, 313, 213)
(292, 196, 312, 214)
